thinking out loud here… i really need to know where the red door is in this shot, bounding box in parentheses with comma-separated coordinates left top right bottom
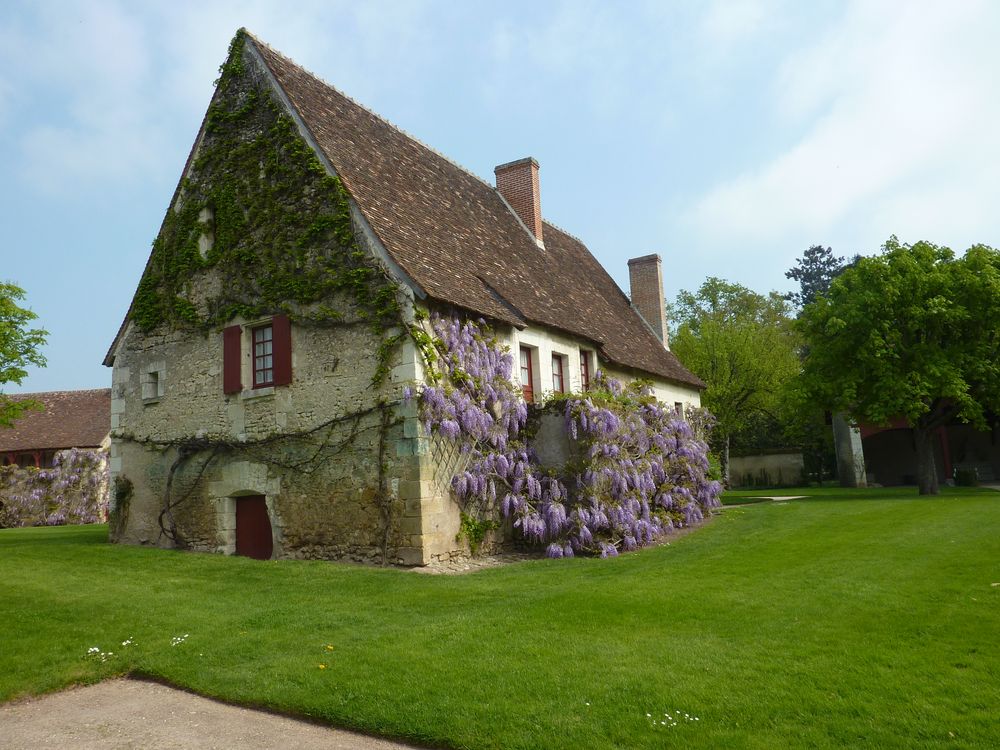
(236, 496, 273, 560)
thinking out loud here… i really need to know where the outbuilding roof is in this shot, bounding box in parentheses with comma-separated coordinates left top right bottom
(0, 389, 111, 453)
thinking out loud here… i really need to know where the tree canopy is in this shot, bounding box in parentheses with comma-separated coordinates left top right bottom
(0, 282, 47, 428)
(784, 244, 847, 309)
(670, 277, 800, 483)
(798, 237, 1000, 494)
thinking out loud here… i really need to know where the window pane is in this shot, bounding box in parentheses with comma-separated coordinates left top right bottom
(252, 324, 275, 387)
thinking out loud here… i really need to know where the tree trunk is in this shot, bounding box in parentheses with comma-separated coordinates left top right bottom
(913, 426, 940, 495)
(722, 435, 730, 488)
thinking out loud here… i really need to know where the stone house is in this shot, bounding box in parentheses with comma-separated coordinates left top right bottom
(0, 389, 111, 468)
(104, 30, 704, 565)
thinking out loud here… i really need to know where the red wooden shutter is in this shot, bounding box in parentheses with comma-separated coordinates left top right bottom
(223, 325, 242, 394)
(271, 314, 292, 386)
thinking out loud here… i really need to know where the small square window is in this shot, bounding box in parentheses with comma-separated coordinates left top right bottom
(142, 367, 164, 401)
(253, 324, 274, 387)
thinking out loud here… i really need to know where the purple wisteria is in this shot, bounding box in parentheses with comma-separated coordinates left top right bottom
(0, 448, 109, 528)
(560, 374, 722, 556)
(412, 315, 721, 558)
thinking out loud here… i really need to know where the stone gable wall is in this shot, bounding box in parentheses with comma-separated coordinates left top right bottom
(110, 297, 425, 563)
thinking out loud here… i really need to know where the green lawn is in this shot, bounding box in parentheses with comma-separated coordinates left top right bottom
(3, 489, 999, 749)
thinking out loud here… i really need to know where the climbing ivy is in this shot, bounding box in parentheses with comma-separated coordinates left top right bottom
(131, 29, 400, 345)
(116, 30, 411, 561)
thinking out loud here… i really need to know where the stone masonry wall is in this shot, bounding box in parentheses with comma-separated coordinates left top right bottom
(110, 303, 421, 563)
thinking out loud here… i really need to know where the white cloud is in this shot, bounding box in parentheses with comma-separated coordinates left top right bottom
(5, 0, 444, 196)
(687, 0, 1000, 251)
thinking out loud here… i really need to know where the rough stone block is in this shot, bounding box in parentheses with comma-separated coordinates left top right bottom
(403, 417, 422, 439)
(397, 546, 426, 566)
(399, 515, 423, 535)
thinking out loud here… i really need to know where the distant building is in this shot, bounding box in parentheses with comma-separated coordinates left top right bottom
(861, 419, 1000, 485)
(0, 389, 111, 468)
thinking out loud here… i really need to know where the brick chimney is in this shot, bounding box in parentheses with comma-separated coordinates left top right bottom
(628, 254, 669, 347)
(495, 157, 544, 247)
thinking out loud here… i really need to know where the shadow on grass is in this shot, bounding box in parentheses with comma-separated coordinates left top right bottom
(0, 524, 110, 546)
(721, 485, 998, 506)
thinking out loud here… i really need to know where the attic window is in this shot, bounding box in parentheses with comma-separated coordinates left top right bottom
(198, 206, 215, 259)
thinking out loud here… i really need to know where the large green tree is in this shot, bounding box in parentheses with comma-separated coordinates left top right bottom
(670, 278, 800, 484)
(0, 282, 47, 428)
(798, 237, 1000, 495)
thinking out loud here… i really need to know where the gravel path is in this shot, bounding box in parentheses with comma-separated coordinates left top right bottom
(0, 678, 425, 750)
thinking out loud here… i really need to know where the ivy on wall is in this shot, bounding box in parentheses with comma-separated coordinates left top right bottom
(130, 30, 400, 343)
(117, 31, 411, 559)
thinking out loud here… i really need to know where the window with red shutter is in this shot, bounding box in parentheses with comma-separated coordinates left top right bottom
(224, 316, 292, 394)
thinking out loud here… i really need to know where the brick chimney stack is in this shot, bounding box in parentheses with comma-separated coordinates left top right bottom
(495, 157, 544, 247)
(628, 254, 669, 348)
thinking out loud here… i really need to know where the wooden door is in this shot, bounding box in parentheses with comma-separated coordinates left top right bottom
(235, 495, 273, 560)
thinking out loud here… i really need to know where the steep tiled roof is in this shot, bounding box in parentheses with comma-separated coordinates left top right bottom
(250, 35, 703, 389)
(0, 388, 111, 453)
(0, 389, 111, 452)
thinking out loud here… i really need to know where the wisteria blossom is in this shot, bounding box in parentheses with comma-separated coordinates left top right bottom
(0, 448, 109, 528)
(411, 315, 721, 558)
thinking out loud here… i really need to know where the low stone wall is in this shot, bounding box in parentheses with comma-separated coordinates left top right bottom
(731, 451, 804, 488)
(0, 448, 109, 528)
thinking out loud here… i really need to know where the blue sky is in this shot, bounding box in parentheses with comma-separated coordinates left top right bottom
(3, 0, 999, 393)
